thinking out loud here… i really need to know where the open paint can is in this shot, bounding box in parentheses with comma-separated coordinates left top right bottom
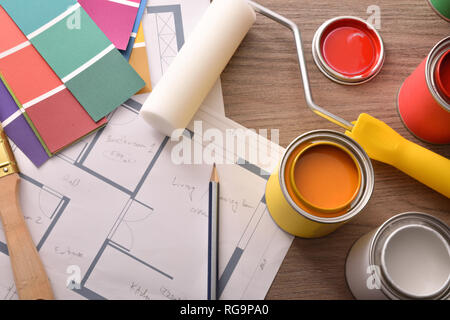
(346, 212, 450, 300)
(398, 37, 450, 144)
(265, 130, 374, 238)
(428, 0, 450, 21)
(312, 16, 385, 85)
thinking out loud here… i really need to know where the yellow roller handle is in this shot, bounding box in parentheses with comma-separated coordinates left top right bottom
(346, 113, 450, 198)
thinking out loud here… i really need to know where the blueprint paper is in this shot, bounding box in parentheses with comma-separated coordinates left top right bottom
(0, 96, 292, 300)
(141, 0, 225, 116)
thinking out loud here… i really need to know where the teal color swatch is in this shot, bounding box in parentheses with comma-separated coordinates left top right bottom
(66, 49, 145, 121)
(0, 0, 77, 35)
(31, 8, 111, 79)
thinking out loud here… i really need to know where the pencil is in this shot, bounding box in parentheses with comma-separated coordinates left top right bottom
(208, 163, 219, 300)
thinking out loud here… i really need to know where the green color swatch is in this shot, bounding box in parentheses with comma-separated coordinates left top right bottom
(66, 49, 145, 121)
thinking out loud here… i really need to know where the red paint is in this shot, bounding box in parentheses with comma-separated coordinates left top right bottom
(398, 58, 450, 144)
(322, 27, 375, 76)
(435, 50, 450, 102)
(319, 18, 382, 78)
(26, 89, 107, 153)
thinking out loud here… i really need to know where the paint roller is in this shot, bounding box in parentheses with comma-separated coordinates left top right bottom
(140, 0, 450, 198)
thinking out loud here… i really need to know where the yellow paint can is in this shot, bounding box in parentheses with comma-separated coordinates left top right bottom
(265, 130, 374, 238)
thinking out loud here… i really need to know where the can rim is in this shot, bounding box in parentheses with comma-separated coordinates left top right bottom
(369, 212, 450, 300)
(278, 130, 374, 224)
(312, 16, 385, 85)
(426, 36, 450, 112)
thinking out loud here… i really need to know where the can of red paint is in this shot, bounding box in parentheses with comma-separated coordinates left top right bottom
(428, 0, 450, 21)
(345, 212, 450, 300)
(312, 16, 385, 85)
(398, 37, 450, 144)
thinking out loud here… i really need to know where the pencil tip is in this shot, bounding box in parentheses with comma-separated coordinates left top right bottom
(210, 163, 219, 182)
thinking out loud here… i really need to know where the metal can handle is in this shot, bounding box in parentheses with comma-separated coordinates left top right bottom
(247, 1, 354, 131)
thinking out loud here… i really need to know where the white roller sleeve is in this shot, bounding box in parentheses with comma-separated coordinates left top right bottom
(140, 0, 256, 137)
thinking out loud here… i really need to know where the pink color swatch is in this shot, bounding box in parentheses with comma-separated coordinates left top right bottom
(79, 0, 141, 50)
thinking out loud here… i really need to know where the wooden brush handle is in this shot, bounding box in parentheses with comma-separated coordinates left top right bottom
(0, 173, 54, 300)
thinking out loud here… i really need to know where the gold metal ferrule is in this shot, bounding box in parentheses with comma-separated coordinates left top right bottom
(0, 127, 19, 178)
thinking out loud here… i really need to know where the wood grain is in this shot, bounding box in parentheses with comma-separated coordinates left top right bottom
(220, 0, 450, 299)
(0, 174, 54, 300)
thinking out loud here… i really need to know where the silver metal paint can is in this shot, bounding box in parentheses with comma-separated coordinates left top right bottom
(312, 16, 385, 85)
(345, 212, 450, 300)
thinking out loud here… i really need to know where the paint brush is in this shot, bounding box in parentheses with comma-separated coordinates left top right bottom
(207, 163, 219, 300)
(0, 126, 54, 300)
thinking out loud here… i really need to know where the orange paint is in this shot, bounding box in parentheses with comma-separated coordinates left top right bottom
(284, 143, 361, 217)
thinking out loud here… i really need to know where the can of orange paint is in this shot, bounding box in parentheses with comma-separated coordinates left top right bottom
(312, 16, 385, 85)
(397, 37, 450, 144)
(428, 0, 450, 21)
(265, 130, 374, 238)
(345, 212, 450, 300)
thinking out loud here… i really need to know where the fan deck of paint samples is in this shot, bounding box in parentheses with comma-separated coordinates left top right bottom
(0, 0, 146, 166)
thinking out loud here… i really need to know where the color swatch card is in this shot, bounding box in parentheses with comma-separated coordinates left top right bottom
(121, 0, 148, 60)
(79, 0, 141, 50)
(0, 0, 145, 121)
(0, 78, 49, 167)
(129, 22, 152, 94)
(0, 6, 107, 161)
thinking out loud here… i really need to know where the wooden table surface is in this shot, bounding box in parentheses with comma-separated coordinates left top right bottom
(220, 0, 450, 299)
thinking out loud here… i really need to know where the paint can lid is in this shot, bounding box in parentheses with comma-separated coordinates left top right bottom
(370, 212, 450, 300)
(312, 16, 385, 85)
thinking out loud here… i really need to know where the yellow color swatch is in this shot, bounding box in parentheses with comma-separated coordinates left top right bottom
(130, 22, 152, 94)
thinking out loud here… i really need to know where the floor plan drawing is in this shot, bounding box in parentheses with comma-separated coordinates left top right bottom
(0, 96, 292, 300)
(0, 173, 70, 260)
(146, 5, 185, 75)
(0, 1, 293, 300)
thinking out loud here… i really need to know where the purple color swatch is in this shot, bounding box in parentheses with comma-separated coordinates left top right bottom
(0, 77, 18, 121)
(0, 80, 49, 166)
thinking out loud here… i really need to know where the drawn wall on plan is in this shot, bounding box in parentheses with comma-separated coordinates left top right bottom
(144, 5, 185, 83)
